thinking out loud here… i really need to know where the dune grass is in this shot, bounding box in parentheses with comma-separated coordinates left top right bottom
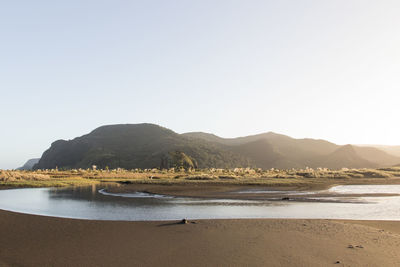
(0, 170, 98, 187)
(1, 167, 400, 189)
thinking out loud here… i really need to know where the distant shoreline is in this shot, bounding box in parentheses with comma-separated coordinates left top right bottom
(3, 171, 400, 202)
(104, 177, 400, 200)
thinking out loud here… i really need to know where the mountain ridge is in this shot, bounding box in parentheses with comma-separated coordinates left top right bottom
(33, 123, 400, 170)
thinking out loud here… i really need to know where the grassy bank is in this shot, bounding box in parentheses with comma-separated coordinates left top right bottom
(1, 167, 400, 188)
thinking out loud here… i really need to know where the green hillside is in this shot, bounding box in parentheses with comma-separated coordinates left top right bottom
(34, 124, 250, 170)
(34, 124, 400, 170)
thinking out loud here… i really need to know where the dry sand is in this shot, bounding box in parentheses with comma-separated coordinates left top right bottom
(0, 209, 400, 267)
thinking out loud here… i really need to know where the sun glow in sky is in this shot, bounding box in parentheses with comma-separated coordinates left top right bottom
(1, 0, 400, 169)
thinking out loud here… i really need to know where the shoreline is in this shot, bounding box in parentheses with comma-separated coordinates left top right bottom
(4, 178, 400, 204)
(1, 209, 400, 266)
(103, 179, 400, 202)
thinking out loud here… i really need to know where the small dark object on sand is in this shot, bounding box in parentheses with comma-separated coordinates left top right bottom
(348, 245, 354, 249)
(181, 219, 188, 224)
(356, 245, 364, 248)
(335, 260, 341, 264)
(282, 197, 290, 200)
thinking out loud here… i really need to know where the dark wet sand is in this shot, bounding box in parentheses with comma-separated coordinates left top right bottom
(106, 181, 400, 202)
(1, 209, 400, 267)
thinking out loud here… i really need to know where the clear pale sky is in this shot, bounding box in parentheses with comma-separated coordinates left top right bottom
(1, 1, 400, 169)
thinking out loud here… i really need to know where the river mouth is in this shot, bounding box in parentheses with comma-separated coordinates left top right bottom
(1, 184, 400, 221)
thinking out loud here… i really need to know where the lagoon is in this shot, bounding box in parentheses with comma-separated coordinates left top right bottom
(1, 184, 400, 221)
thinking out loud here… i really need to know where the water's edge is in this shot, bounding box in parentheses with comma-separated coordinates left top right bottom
(0, 185, 400, 221)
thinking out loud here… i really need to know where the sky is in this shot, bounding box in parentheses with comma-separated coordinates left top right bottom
(1, 0, 400, 169)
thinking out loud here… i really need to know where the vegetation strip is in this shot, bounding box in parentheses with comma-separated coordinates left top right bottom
(1, 167, 400, 188)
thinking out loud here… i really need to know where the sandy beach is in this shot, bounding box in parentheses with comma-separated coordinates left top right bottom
(0, 209, 399, 267)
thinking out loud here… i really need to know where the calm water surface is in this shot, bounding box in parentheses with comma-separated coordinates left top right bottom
(1, 184, 400, 221)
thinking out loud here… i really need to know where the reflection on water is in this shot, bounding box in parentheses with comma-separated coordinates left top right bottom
(98, 189, 174, 199)
(329, 185, 400, 194)
(1, 184, 400, 221)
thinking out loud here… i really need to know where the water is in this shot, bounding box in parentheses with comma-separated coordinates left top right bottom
(1, 184, 400, 221)
(328, 184, 400, 194)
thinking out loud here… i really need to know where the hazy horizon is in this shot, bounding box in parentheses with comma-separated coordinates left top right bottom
(2, 1, 400, 169)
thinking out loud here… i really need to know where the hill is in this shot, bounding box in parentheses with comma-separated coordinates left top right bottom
(34, 124, 400, 170)
(183, 132, 397, 169)
(17, 158, 40, 170)
(34, 124, 249, 170)
(318, 145, 377, 169)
